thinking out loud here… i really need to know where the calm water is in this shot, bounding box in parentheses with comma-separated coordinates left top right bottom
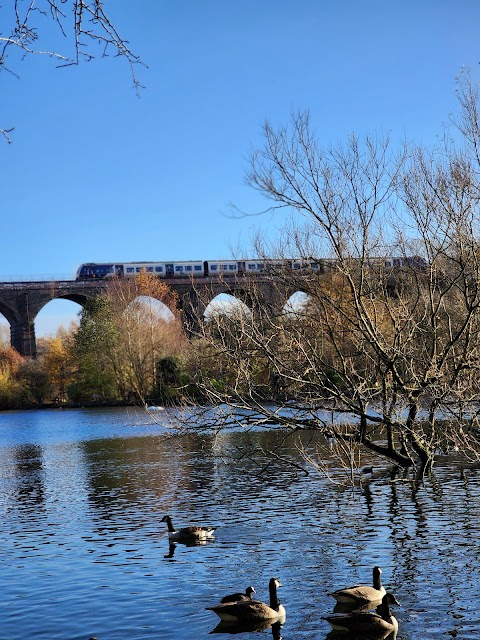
(0, 407, 479, 640)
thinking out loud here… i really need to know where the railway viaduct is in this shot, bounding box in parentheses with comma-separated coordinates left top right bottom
(0, 276, 293, 358)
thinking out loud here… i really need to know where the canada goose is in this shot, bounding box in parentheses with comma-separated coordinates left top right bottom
(329, 565, 386, 605)
(323, 592, 400, 634)
(220, 586, 256, 603)
(161, 515, 215, 541)
(207, 577, 285, 622)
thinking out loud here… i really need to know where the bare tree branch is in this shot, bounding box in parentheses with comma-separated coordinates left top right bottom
(176, 75, 480, 480)
(1, 0, 144, 139)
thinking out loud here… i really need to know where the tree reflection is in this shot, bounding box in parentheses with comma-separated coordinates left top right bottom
(13, 444, 45, 510)
(79, 434, 219, 533)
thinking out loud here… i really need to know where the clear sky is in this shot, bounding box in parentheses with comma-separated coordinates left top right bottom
(2, 0, 480, 337)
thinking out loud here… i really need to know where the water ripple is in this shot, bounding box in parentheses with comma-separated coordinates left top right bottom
(0, 409, 478, 638)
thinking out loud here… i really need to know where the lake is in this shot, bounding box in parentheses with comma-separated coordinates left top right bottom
(0, 406, 479, 640)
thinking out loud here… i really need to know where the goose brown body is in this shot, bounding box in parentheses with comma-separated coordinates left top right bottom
(329, 566, 386, 604)
(161, 515, 215, 541)
(323, 592, 400, 634)
(207, 578, 285, 623)
(220, 586, 256, 603)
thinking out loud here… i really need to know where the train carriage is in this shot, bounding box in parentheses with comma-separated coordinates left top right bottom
(75, 256, 427, 281)
(76, 261, 205, 280)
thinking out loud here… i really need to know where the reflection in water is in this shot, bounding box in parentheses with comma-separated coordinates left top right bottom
(163, 536, 215, 559)
(80, 434, 220, 530)
(13, 443, 45, 511)
(211, 619, 284, 638)
(164, 541, 177, 558)
(0, 408, 479, 639)
(367, 469, 480, 640)
(325, 630, 396, 640)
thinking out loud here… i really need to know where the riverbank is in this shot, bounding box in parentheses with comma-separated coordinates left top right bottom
(0, 399, 137, 412)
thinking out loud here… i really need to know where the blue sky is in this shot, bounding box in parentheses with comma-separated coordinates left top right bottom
(2, 0, 480, 337)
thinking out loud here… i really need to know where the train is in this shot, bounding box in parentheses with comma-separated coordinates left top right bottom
(75, 259, 323, 280)
(75, 256, 426, 281)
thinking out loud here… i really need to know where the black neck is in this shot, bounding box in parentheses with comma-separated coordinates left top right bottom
(269, 581, 280, 610)
(373, 569, 382, 590)
(379, 601, 392, 621)
(164, 516, 175, 532)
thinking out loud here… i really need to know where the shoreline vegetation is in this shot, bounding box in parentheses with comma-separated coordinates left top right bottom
(0, 398, 139, 412)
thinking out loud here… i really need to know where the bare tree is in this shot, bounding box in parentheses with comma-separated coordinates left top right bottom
(103, 272, 186, 401)
(1, 0, 143, 141)
(184, 75, 480, 477)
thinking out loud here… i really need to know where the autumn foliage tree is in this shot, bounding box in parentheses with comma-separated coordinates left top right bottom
(37, 326, 78, 401)
(72, 273, 187, 402)
(0, 324, 79, 408)
(0, 345, 24, 408)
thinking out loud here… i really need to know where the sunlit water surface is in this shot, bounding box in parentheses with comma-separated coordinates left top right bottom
(0, 407, 479, 640)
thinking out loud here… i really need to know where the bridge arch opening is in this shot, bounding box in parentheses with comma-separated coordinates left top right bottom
(204, 293, 251, 321)
(35, 299, 82, 338)
(0, 313, 10, 346)
(283, 291, 310, 316)
(124, 295, 176, 323)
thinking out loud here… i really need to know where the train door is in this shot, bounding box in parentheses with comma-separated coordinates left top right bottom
(114, 265, 124, 276)
(165, 264, 174, 276)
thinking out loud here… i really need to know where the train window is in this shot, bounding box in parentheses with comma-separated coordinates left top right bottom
(210, 265, 218, 271)
(194, 265, 202, 271)
(126, 267, 135, 273)
(155, 266, 163, 272)
(228, 265, 236, 270)
(136, 268, 142, 272)
(175, 266, 183, 272)
(257, 263, 264, 269)
(185, 265, 192, 271)
(248, 264, 255, 270)
(147, 267, 153, 272)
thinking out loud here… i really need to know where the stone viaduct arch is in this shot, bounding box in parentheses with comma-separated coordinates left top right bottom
(0, 277, 294, 357)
